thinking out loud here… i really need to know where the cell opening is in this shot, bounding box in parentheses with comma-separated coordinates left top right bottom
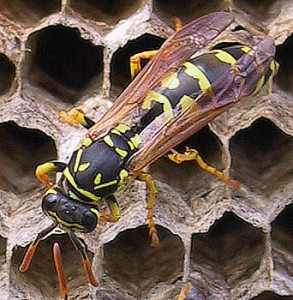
(251, 291, 293, 299)
(233, 0, 279, 21)
(103, 225, 184, 298)
(0, 0, 60, 26)
(150, 126, 225, 200)
(24, 25, 104, 104)
(70, 0, 144, 25)
(275, 35, 293, 94)
(110, 33, 164, 98)
(0, 53, 16, 96)
(230, 117, 293, 194)
(11, 234, 94, 299)
(153, 0, 228, 27)
(190, 212, 265, 296)
(271, 204, 293, 287)
(0, 121, 56, 194)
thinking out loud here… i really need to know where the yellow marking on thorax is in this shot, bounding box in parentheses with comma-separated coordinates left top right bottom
(94, 180, 118, 190)
(78, 162, 90, 172)
(241, 46, 251, 53)
(94, 173, 102, 185)
(74, 149, 83, 173)
(64, 167, 101, 201)
(118, 169, 129, 190)
(103, 135, 114, 147)
(115, 148, 128, 158)
(183, 62, 211, 91)
(82, 137, 93, 147)
(161, 72, 180, 89)
(212, 49, 237, 65)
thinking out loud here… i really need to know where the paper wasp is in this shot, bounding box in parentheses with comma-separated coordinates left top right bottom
(19, 12, 277, 299)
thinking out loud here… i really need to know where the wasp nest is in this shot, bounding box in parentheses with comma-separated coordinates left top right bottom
(0, 0, 292, 299)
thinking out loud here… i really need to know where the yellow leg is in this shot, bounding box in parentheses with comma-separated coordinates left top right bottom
(35, 162, 66, 188)
(130, 50, 159, 79)
(168, 147, 240, 189)
(59, 108, 95, 129)
(174, 17, 183, 32)
(177, 282, 191, 300)
(100, 195, 121, 223)
(138, 172, 159, 247)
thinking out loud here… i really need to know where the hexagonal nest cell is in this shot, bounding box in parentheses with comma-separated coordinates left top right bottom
(0, 0, 292, 299)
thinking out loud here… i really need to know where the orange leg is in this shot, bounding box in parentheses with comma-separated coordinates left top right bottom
(177, 282, 191, 300)
(174, 17, 183, 32)
(168, 147, 240, 189)
(138, 172, 160, 247)
(59, 108, 95, 129)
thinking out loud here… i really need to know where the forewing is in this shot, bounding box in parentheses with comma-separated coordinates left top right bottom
(87, 12, 234, 140)
(126, 37, 276, 177)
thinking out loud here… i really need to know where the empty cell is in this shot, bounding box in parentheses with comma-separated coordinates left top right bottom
(70, 0, 145, 26)
(24, 25, 103, 104)
(153, 0, 228, 27)
(0, 121, 56, 194)
(190, 212, 265, 296)
(0, 0, 60, 27)
(275, 35, 293, 94)
(110, 33, 164, 98)
(103, 225, 184, 298)
(230, 118, 293, 194)
(0, 53, 16, 96)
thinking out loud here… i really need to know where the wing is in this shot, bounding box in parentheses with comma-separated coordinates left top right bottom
(126, 37, 276, 177)
(87, 12, 234, 140)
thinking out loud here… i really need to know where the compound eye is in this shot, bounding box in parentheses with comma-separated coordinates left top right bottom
(42, 193, 57, 212)
(82, 210, 98, 233)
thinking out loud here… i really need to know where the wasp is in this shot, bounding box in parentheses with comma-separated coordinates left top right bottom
(19, 12, 277, 299)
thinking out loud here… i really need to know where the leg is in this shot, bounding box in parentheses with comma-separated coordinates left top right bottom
(177, 282, 191, 300)
(35, 161, 66, 188)
(129, 18, 183, 79)
(59, 108, 95, 129)
(100, 194, 121, 223)
(68, 231, 99, 287)
(130, 50, 159, 79)
(138, 172, 159, 247)
(168, 147, 240, 189)
(174, 17, 183, 32)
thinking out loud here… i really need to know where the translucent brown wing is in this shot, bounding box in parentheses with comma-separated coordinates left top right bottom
(126, 37, 276, 177)
(87, 12, 234, 140)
